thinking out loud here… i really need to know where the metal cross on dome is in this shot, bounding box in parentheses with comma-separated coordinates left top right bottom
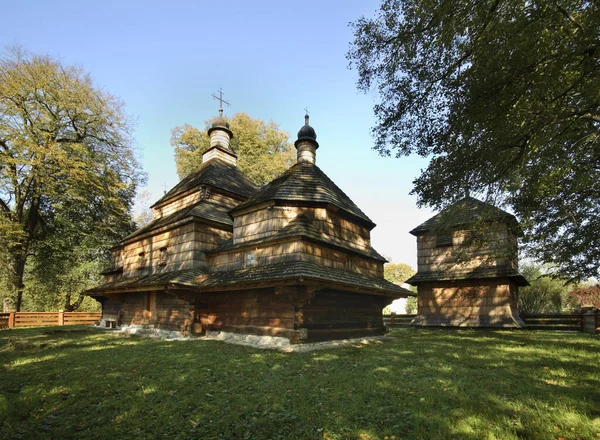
(211, 88, 230, 116)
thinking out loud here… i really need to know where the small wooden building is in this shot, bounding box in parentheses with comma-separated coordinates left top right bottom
(406, 197, 528, 327)
(87, 112, 412, 343)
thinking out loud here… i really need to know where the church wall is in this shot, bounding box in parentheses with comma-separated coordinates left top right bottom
(300, 289, 389, 342)
(101, 291, 194, 333)
(153, 187, 241, 219)
(113, 222, 230, 278)
(195, 288, 299, 339)
(232, 206, 371, 250)
(416, 225, 517, 274)
(415, 278, 523, 327)
(207, 239, 383, 277)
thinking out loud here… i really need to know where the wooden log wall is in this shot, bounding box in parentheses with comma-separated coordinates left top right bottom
(208, 238, 383, 277)
(417, 226, 518, 274)
(195, 289, 298, 339)
(301, 290, 389, 342)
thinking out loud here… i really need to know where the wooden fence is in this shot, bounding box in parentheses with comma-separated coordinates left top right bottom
(384, 312, 599, 333)
(383, 314, 417, 327)
(0, 311, 101, 329)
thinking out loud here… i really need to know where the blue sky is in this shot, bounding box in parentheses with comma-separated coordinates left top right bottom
(2, 0, 434, 267)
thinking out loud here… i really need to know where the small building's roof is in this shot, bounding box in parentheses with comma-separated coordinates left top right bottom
(210, 214, 386, 262)
(151, 157, 257, 208)
(406, 266, 529, 286)
(121, 201, 232, 243)
(410, 196, 517, 236)
(231, 163, 376, 229)
(88, 261, 413, 298)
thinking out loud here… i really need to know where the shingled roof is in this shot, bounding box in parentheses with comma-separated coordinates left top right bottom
(121, 201, 232, 243)
(230, 163, 376, 229)
(151, 158, 257, 208)
(210, 214, 386, 261)
(406, 266, 529, 286)
(88, 261, 413, 298)
(409, 196, 517, 236)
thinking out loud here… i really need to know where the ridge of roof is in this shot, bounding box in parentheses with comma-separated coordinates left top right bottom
(230, 163, 376, 229)
(410, 196, 516, 236)
(151, 158, 257, 208)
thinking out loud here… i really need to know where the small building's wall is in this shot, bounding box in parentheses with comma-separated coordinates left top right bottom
(417, 225, 517, 274)
(207, 238, 383, 277)
(233, 206, 371, 250)
(413, 278, 523, 327)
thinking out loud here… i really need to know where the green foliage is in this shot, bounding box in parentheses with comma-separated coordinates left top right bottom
(0, 46, 143, 310)
(348, 1, 600, 281)
(0, 327, 598, 439)
(171, 112, 295, 185)
(518, 263, 579, 314)
(384, 261, 417, 314)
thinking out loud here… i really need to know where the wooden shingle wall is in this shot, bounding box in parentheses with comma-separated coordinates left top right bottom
(208, 240, 383, 277)
(233, 206, 371, 249)
(111, 223, 231, 279)
(417, 226, 517, 274)
(153, 188, 241, 219)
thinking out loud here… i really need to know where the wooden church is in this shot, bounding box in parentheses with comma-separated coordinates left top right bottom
(406, 197, 528, 327)
(87, 108, 413, 343)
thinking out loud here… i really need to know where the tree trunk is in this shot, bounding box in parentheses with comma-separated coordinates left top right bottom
(11, 252, 26, 312)
(64, 292, 86, 312)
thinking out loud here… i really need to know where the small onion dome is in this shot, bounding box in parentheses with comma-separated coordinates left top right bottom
(207, 114, 233, 140)
(295, 114, 319, 149)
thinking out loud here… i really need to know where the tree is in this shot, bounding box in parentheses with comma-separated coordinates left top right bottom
(171, 112, 295, 185)
(569, 284, 600, 309)
(0, 47, 143, 311)
(518, 263, 579, 314)
(383, 261, 417, 314)
(348, 1, 600, 281)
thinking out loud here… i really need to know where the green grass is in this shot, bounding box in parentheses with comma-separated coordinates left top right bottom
(0, 327, 598, 440)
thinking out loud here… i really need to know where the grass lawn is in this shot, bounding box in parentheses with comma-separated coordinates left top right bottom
(0, 327, 598, 440)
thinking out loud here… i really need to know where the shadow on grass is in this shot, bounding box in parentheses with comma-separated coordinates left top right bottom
(0, 326, 598, 440)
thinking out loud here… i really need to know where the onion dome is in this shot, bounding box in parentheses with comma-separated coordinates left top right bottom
(295, 114, 319, 148)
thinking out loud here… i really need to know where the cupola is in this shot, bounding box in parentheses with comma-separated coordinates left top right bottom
(202, 89, 237, 165)
(295, 114, 319, 165)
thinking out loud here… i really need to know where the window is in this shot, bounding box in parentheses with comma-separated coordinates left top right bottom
(435, 233, 453, 247)
(137, 251, 146, 269)
(246, 253, 255, 267)
(346, 258, 354, 270)
(159, 247, 168, 266)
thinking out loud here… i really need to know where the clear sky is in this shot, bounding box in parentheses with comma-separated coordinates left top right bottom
(2, 0, 435, 268)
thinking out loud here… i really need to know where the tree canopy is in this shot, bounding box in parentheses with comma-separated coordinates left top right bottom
(0, 47, 142, 310)
(383, 261, 417, 313)
(518, 263, 579, 314)
(171, 112, 295, 185)
(348, 1, 600, 281)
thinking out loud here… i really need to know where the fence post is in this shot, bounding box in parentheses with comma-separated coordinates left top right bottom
(58, 310, 64, 326)
(581, 307, 596, 334)
(390, 313, 396, 327)
(8, 312, 15, 329)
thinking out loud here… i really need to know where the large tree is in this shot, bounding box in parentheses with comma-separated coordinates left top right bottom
(0, 47, 142, 311)
(348, 1, 600, 281)
(171, 112, 295, 185)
